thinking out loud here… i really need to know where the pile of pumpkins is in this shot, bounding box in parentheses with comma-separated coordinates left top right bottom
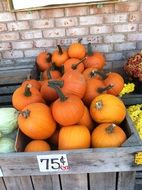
(11, 40, 127, 152)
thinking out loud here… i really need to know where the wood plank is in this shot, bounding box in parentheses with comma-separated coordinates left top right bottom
(121, 95, 142, 106)
(3, 176, 33, 190)
(60, 174, 88, 190)
(32, 175, 61, 190)
(134, 184, 142, 190)
(89, 172, 116, 190)
(0, 85, 20, 94)
(1, 146, 142, 177)
(117, 171, 136, 190)
(0, 178, 6, 190)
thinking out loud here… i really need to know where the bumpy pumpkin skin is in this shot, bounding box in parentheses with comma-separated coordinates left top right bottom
(90, 94, 126, 124)
(91, 123, 127, 148)
(24, 140, 51, 152)
(58, 125, 91, 150)
(18, 103, 56, 139)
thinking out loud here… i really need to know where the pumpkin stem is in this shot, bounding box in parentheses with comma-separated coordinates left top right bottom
(72, 57, 87, 70)
(21, 109, 31, 119)
(78, 38, 82, 43)
(90, 70, 107, 80)
(46, 52, 52, 63)
(46, 68, 52, 80)
(48, 83, 68, 102)
(24, 84, 32, 97)
(105, 124, 116, 134)
(95, 100, 103, 110)
(57, 45, 63, 55)
(48, 80, 64, 88)
(87, 43, 94, 56)
(97, 84, 113, 93)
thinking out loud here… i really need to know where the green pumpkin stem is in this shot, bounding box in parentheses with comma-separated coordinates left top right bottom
(105, 124, 116, 134)
(87, 43, 94, 56)
(46, 53, 52, 62)
(48, 83, 67, 102)
(57, 45, 63, 55)
(21, 109, 31, 119)
(72, 57, 87, 70)
(46, 68, 52, 80)
(24, 84, 32, 97)
(78, 38, 82, 43)
(48, 80, 64, 88)
(97, 84, 113, 93)
(90, 70, 107, 80)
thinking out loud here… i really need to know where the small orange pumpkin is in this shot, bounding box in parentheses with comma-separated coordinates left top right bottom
(36, 52, 52, 72)
(91, 123, 127, 148)
(24, 140, 51, 152)
(90, 94, 126, 124)
(58, 125, 91, 150)
(18, 103, 56, 139)
(21, 79, 41, 91)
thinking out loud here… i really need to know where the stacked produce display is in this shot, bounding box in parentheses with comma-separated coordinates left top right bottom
(0, 41, 142, 153)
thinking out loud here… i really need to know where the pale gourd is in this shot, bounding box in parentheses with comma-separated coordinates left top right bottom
(0, 137, 15, 153)
(0, 108, 18, 136)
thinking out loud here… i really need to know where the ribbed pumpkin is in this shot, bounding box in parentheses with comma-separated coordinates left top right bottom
(91, 123, 127, 148)
(58, 125, 91, 150)
(24, 140, 51, 152)
(36, 52, 52, 72)
(12, 84, 45, 111)
(21, 79, 41, 91)
(90, 94, 126, 124)
(18, 103, 56, 139)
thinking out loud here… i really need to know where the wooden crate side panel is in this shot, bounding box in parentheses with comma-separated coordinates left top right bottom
(89, 172, 116, 190)
(60, 174, 88, 190)
(0, 178, 6, 190)
(117, 171, 136, 190)
(31, 175, 61, 190)
(3, 176, 33, 190)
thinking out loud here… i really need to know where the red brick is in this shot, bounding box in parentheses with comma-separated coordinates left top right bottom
(129, 12, 142, 23)
(2, 0, 9, 11)
(90, 25, 112, 34)
(24, 49, 43, 57)
(94, 44, 113, 53)
(43, 28, 65, 38)
(0, 32, 20, 41)
(83, 35, 103, 44)
(56, 38, 77, 46)
(20, 30, 42, 40)
(34, 39, 56, 48)
(66, 27, 89, 36)
(7, 21, 30, 31)
(65, 6, 88, 16)
(80, 15, 103, 25)
(12, 41, 34, 49)
(114, 42, 136, 51)
(0, 42, 12, 51)
(40, 9, 64, 18)
(55, 17, 78, 27)
(115, 2, 139, 12)
(31, 19, 54, 29)
(16, 11, 39, 20)
(2, 50, 24, 59)
(0, 12, 15, 22)
(105, 52, 124, 61)
(104, 14, 128, 23)
(114, 24, 137, 33)
(0, 23, 7, 31)
(127, 33, 142, 41)
(104, 34, 125, 43)
(90, 4, 114, 14)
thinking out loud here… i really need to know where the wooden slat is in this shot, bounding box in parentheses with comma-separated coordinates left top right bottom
(32, 175, 61, 190)
(0, 85, 20, 95)
(3, 176, 33, 190)
(60, 174, 88, 190)
(117, 171, 136, 190)
(1, 146, 142, 177)
(89, 172, 116, 190)
(121, 95, 142, 106)
(0, 178, 6, 190)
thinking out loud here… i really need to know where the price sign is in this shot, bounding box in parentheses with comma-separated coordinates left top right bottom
(134, 152, 142, 165)
(37, 154, 69, 172)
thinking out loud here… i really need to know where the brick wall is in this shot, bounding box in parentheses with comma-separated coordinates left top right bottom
(0, 0, 142, 70)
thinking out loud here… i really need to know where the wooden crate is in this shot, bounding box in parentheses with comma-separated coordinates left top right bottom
(0, 65, 142, 190)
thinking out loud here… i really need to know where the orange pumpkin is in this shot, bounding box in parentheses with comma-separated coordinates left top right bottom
(84, 43, 106, 69)
(21, 79, 41, 91)
(36, 52, 52, 72)
(42, 69, 61, 80)
(18, 103, 56, 139)
(24, 140, 51, 152)
(90, 94, 126, 124)
(103, 72, 124, 96)
(83, 68, 105, 81)
(49, 128, 60, 146)
(52, 45, 69, 67)
(91, 123, 127, 148)
(12, 84, 45, 111)
(78, 106, 94, 131)
(68, 39, 86, 59)
(58, 125, 91, 150)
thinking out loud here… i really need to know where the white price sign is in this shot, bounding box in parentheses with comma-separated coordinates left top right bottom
(37, 154, 69, 172)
